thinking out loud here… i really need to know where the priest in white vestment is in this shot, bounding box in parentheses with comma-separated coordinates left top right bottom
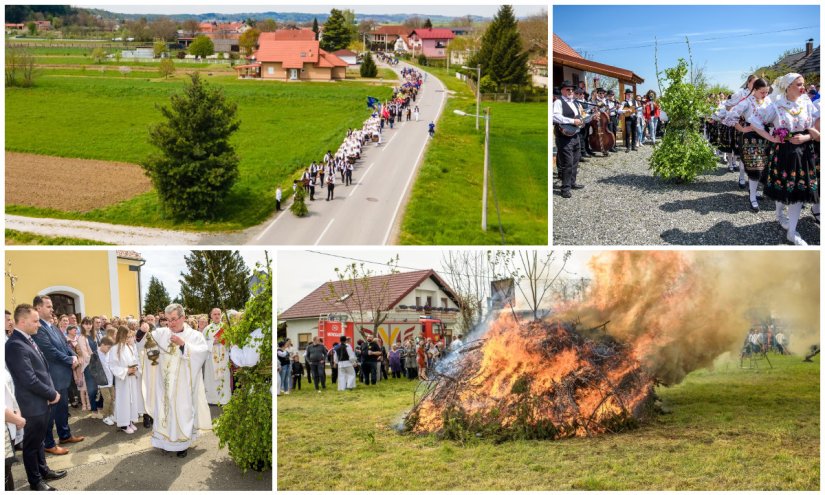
(143, 303, 211, 458)
(202, 308, 231, 405)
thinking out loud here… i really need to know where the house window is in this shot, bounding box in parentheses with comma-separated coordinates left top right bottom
(298, 333, 311, 351)
(49, 294, 76, 319)
(415, 296, 421, 307)
(426, 296, 432, 307)
(267, 66, 274, 75)
(289, 69, 298, 80)
(441, 298, 448, 309)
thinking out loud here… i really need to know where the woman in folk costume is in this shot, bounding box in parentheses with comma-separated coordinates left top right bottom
(142, 304, 210, 457)
(109, 326, 145, 434)
(724, 75, 757, 176)
(748, 73, 820, 245)
(723, 78, 772, 212)
(712, 95, 732, 165)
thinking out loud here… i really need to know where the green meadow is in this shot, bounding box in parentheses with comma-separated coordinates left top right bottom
(6, 71, 392, 230)
(277, 354, 819, 490)
(399, 64, 548, 245)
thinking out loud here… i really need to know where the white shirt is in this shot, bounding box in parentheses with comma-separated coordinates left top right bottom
(552, 97, 580, 125)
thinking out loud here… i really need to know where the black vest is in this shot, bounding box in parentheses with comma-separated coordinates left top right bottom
(337, 344, 350, 362)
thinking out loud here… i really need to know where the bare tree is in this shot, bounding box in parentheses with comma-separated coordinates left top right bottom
(441, 251, 490, 335)
(182, 19, 200, 37)
(325, 257, 399, 340)
(491, 250, 571, 321)
(519, 9, 548, 55)
(150, 16, 178, 41)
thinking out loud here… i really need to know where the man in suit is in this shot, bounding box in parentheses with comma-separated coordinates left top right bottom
(6, 304, 68, 491)
(31, 295, 85, 456)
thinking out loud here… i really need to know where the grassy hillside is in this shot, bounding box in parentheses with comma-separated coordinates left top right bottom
(277, 354, 819, 490)
(6, 72, 392, 230)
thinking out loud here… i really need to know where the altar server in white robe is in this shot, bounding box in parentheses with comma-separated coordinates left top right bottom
(108, 326, 145, 434)
(144, 303, 211, 458)
(202, 308, 231, 405)
(136, 320, 160, 428)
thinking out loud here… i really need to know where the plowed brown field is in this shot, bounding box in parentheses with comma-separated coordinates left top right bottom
(5, 152, 153, 211)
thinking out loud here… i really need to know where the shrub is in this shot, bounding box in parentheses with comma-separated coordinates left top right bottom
(479, 75, 497, 94)
(142, 73, 241, 220)
(176, 50, 186, 59)
(158, 58, 175, 79)
(360, 51, 377, 78)
(417, 53, 427, 66)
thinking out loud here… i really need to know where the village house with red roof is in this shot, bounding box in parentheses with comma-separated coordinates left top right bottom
(234, 29, 348, 81)
(279, 269, 461, 349)
(409, 28, 455, 59)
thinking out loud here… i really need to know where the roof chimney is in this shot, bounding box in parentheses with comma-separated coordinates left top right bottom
(806, 38, 813, 57)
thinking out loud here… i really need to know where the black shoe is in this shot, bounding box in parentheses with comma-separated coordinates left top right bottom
(632, 147, 638, 151)
(625, 149, 630, 153)
(738, 179, 746, 189)
(587, 153, 597, 158)
(42, 470, 67, 481)
(560, 190, 572, 198)
(579, 157, 589, 162)
(31, 481, 57, 491)
(176, 449, 188, 458)
(749, 200, 760, 213)
(571, 184, 585, 190)
(143, 415, 153, 428)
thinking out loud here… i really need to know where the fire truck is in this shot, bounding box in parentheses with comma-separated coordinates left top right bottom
(317, 313, 448, 349)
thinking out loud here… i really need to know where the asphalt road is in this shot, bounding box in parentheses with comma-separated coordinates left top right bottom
(8, 405, 271, 491)
(248, 61, 448, 245)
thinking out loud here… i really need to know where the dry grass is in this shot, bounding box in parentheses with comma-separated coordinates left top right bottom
(5, 151, 152, 212)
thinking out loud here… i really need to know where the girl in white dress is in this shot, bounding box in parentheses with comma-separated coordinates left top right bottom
(109, 326, 145, 434)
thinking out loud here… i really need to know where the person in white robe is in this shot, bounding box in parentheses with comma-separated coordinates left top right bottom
(143, 304, 211, 457)
(108, 327, 145, 433)
(136, 320, 160, 428)
(202, 308, 231, 405)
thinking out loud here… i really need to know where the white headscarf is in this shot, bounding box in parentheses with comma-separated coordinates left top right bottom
(771, 73, 802, 108)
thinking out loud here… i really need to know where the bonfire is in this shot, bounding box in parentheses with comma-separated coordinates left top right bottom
(404, 313, 656, 441)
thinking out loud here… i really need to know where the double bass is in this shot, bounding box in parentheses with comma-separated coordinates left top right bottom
(588, 104, 615, 155)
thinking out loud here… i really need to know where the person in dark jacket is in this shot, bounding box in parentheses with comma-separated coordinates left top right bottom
(290, 355, 304, 391)
(305, 337, 328, 391)
(6, 304, 68, 491)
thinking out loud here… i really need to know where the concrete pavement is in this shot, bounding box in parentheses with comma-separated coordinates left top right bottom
(8, 405, 271, 491)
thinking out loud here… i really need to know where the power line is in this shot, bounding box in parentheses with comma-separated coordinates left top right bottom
(582, 25, 817, 53)
(303, 250, 582, 284)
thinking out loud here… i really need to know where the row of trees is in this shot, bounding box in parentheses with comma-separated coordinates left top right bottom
(144, 251, 252, 315)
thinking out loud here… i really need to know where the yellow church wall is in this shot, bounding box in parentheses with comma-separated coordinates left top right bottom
(4, 250, 113, 317)
(117, 261, 141, 318)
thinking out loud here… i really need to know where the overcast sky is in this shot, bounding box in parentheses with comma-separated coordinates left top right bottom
(79, 3, 546, 17)
(140, 249, 269, 301)
(276, 249, 597, 312)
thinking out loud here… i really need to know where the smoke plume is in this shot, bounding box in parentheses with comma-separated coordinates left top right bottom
(563, 251, 819, 385)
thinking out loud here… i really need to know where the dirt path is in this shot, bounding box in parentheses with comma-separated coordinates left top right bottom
(5, 152, 152, 211)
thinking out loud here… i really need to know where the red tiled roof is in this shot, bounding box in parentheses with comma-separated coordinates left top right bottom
(552, 34, 582, 59)
(532, 56, 548, 66)
(374, 25, 410, 36)
(255, 39, 320, 68)
(553, 51, 644, 84)
(279, 269, 459, 320)
(260, 29, 315, 41)
(318, 49, 348, 68)
(333, 49, 357, 57)
(233, 63, 261, 70)
(410, 28, 455, 40)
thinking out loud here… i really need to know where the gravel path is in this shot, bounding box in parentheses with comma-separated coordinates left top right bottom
(553, 143, 820, 246)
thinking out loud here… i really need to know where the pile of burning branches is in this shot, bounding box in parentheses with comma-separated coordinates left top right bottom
(404, 314, 656, 442)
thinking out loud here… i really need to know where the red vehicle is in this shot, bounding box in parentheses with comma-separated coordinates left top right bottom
(318, 314, 448, 349)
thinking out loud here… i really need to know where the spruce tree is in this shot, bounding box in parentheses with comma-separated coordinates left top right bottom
(179, 251, 251, 314)
(312, 17, 319, 40)
(469, 5, 529, 91)
(320, 9, 352, 52)
(142, 73, 240, 220)
(144, 276, 171, 315)
(424, 18, 433, 29)
(360, 51, 377, 78)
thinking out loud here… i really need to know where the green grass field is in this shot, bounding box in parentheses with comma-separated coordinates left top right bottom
(4, 229, 110, 245)
(6, 72, 392, 230)
(398, 64, 548, 245)
(277, 354, 819, 490)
